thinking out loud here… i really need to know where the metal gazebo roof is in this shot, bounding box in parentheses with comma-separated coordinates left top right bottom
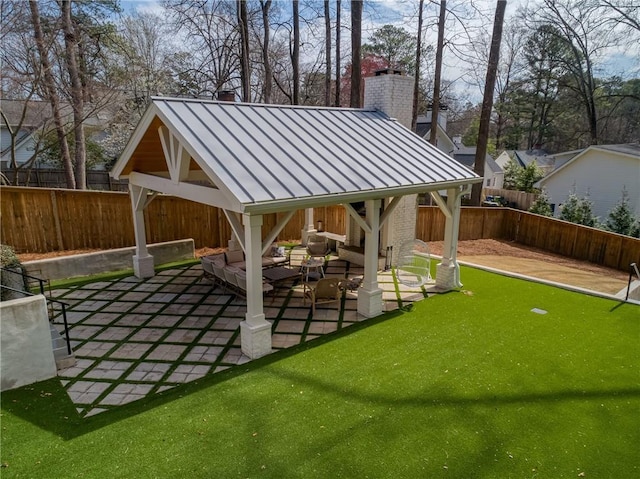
(111, 98, 479, 214)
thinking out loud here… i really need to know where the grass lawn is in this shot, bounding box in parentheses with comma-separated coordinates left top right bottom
(1, 266, 638, 478)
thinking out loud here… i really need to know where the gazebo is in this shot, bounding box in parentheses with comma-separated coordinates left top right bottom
(111, 71, 481, 359)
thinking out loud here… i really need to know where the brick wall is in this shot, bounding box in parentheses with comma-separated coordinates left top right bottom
(363, 73, 415, 129)
(363, 72, 417, 262)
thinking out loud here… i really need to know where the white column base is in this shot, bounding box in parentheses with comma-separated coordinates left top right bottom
(301, 228, 317, 246)
(435, 262, 462, 291)
(240, 317, 272, 359)
(133, 254, 155, 279)
(357, 287, 383, 318)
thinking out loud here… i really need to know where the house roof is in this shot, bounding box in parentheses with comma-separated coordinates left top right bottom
(0, 100, 56, 128)
(112, 98, 480, 214)
(513, 149, 553, 169)
(538, 143, 640, 186)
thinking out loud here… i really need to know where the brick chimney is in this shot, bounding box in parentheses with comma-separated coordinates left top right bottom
(363, 69, 414, 129)
(217, 90, 235, 102)
(357, 69, 418, 265)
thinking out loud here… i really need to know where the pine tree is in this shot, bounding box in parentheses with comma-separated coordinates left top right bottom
(559, 192, 580, 223)
(605, 188, 635, 235)
(576, 194, 597, 227)
(518, 162, 544, 193)
(529, 189, 553, 216)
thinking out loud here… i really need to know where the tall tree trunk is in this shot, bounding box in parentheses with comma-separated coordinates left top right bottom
(412, 0, 425, 132)
(429, 0, 446, 144)
(29, 0, 75, 189)
(292, 0, 300, 105)
(238, 0, 251, 102)
(471, 0, 507, 206)
(350, 0, 362, 108)
(334, 0, 341, 106)
(61, 0, 86, 189)
(324, 0, 331, 106)
(260, 0, 273, 103)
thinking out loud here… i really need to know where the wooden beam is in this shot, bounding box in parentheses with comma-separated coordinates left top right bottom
(128, 172, 241, 211)
(379, 195, 404, 229)
(262, 210, 296, 255)
(223, 210, 245, 251)
(343, 202, 372, 234)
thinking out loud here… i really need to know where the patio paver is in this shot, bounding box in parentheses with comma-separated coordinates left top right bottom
(53, 253, 428, 417)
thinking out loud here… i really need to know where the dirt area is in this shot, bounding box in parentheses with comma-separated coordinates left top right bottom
(429, 239, 628, 294)
(17, 239, 629, 295)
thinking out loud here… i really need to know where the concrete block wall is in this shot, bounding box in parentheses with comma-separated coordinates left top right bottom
(23, 239, 195, 282)
(1, 295, 57, 391)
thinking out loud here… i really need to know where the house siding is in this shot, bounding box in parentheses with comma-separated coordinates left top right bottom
(1, 129, 38, 166)
(541, 150, 640, 220)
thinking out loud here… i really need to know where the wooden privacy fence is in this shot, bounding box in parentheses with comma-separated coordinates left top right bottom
(2, 169, 129, 191)
(0, 187, 345, 254)
(483, 187, 538, 210)
(2, 187, 638, 271)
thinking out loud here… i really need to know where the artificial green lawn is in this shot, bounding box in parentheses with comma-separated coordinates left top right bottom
(2, 266, 638, 478)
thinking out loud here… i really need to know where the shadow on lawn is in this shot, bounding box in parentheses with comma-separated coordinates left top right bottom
(265, 366, 640, 408)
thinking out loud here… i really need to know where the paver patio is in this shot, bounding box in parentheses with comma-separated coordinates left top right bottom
(51, 254, 427, 417)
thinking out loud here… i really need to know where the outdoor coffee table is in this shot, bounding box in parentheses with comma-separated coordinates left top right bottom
(262, 266, 301, 287)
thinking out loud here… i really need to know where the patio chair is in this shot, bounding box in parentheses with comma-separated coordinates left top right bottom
(303, 277, 342, 315)
(306, 236, 330, 260)
(200, 256, 216, 283)
(211, 262, 228, 292)
(223, 266, 241, 295)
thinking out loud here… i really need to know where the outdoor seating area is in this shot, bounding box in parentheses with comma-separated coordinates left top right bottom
(50, 251, 426, 417)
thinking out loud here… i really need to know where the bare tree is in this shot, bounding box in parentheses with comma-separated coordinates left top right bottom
(471, 0, 507, 206)
(334, 0, 341, 106)
(164, 1, 240, 97)
(60, 0, 87, 189)
(238, 0, 250, 101)
(527, 0, 623, 145)
(29, 0, 75, 189)
(259, 0, 273, 103)
(428, 0, 446, 143)
(324, 0, 331, 106)
(292, 0, 300, 104)
(350, 0, 362, 108)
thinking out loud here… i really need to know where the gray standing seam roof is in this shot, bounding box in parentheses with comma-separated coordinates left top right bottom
(150, 98, 479, 206)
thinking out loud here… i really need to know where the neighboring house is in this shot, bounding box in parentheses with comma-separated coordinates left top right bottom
(453, 143, 501, 188)
(513, 147, 554, 175)
(537, 143, 640, 220)
(415, 111, 456, 155)
(415, 111, 500, 188)
(1, 99, 114, 172)
(0, 100, 54, 170)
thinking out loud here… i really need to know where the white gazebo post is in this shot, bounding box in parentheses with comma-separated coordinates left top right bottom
(130, 184, 155, 278)
(239, 213, 272, 359)
(435, 186, 464, 290)
(357, 198, 383, 317)
(301, 208, 316, 246)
